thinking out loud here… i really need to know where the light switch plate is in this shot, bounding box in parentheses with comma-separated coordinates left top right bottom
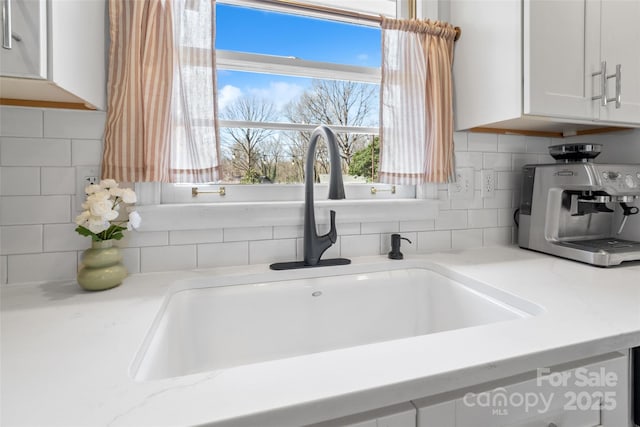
(448, 168, 474, 200)
(75, 166, 101, 211)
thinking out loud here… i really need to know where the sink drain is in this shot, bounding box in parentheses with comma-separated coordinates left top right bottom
(312, 291, 322, 297)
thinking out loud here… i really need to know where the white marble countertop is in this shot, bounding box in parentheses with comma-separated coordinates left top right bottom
(2, 246, 640, 426)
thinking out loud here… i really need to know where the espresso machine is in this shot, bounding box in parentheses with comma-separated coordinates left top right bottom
(518, 143, 640, 266)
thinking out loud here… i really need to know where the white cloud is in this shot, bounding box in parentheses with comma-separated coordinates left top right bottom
(217, 85, 243, 111)
(248, 81, 305, 110)
(357, 53, 369, 62)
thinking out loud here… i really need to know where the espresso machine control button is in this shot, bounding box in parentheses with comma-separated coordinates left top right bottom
(625, 174, 637, 189)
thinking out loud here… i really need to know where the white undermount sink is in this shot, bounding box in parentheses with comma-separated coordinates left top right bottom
(132, 266, 542, 381)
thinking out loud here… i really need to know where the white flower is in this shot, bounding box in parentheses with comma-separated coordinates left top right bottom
(88, 197, 114, 217)
(87, 216, 110, 233)
(127, 211, 142, 230)
(75, 211, 90, 226)
(85, 184, 102, 195)
(75, 178, 141, 240)
(100, 179, 118, 189)
(120, 188, 137, 203)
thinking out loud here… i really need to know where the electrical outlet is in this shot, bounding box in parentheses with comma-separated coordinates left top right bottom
(448, 167, 474, 200)
(481, 169, 496, 198)
(75, 167, 100, 211)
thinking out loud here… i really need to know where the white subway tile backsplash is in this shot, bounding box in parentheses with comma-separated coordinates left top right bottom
(340, 234, 381, 257)
(120, 248, 141, 274)
(361, 221, 399, 234)
(169, 229, 223, 245)
(483, 190, 513, 209)
(437, 190, 451, 210)
(249, 239, 296, 265)
(399, 220, 434, 232)
(140, 245, 196, 273)
(197, 241, 249, 268)
(0, 225, 43, 254)
(496, 171, 520, 190)
(116, 231, 168, 248)
(328, 222, 361, 236)
(417, 230, 451, 253)
(453, 151, 483, 170)
(8, 252, 77, 283)
(483, 227, 513, 246)
(511, 153, 539, 171)
(483, 153, 511, 170)
(44, 224, 91, 252)
(71, 139, 102, 166)
(0, 196, 70, 225)
(224, 226, 272, 242)
(4, 106, 599, 283)
(525, 136, 551, 154)
(273, 225, 304, 239)
(0, 138, 71, 166)
(452, 229, 483, 249)
(453, 131, 468, 151)
(468, 209, 498, 228)
(468, 133, 498, 152)
(1, 255, 6, 284)
(0, 107, 43, 137)
(0, 167, 40, 195)
(498, 134, 526, 153)
(450, 191, 483, 210)
(498, 208, 517, 227)
(41, 167, 76, 195)
(435, 210, 467, 230)
(43, 110, 106, 139)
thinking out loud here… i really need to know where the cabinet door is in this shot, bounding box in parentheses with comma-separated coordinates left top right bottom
(524, 0, 596, 121)
(0, 0, 46, 79)
(596, 0, 640, 124)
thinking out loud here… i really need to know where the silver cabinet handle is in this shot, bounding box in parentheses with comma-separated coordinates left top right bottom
(591, 61, 621, 108)
(611, 64, 621, 108)
(592, 61, 608, 106)
(2, 0, 12, 49)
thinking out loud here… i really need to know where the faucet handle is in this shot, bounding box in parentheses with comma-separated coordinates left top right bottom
(328, 210, 337, 244)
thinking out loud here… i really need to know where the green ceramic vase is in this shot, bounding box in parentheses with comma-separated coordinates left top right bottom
(77, 240, 127, 291)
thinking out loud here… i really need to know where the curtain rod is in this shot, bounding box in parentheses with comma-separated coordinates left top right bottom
(254, 0, 462, 41)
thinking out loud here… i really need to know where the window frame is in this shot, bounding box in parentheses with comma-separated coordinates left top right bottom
(150, 0, 418, 204)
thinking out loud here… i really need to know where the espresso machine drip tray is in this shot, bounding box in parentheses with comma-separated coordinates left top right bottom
(558, 238, 640, 254)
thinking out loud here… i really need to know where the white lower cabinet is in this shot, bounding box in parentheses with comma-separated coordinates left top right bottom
(309, 402, 416, 427)
(312, 352, 630, 427)
(415, 352, 630, 427)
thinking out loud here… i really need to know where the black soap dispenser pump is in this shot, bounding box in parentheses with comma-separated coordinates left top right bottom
(388, 233, 411, 260)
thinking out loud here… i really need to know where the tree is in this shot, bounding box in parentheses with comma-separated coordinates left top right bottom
(348, 136, 379, 181)
(220, 96, 277, 183)
(285, 80, 377, 170)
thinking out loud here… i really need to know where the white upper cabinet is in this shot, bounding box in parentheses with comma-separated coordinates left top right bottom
(0, 0, 46, 78)
(0, 0, 106, 110)
(451, 0, 640, 133)
(593, 0, 640, 124)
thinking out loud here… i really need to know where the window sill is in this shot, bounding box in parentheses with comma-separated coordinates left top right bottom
(135, 199, 439, 231)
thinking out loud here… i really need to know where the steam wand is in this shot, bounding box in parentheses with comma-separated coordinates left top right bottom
(617, 203, 639, 235)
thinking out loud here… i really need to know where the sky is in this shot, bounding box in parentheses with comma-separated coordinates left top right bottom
(215, 4, 381, 112)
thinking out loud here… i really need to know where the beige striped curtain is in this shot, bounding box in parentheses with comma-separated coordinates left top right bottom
(378, 17, 456, 184)
(102, 0, 221, 183)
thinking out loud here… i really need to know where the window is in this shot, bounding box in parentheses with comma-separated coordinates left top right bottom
(160, 0, 412, 202)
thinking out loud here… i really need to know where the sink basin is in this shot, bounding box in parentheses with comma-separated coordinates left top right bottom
(132, 267, 540, 381)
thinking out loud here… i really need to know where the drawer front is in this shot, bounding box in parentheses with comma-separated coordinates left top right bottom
(455, 354, 628, 427)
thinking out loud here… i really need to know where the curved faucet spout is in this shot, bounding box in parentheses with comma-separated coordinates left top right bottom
(304, 125, 345, 266)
